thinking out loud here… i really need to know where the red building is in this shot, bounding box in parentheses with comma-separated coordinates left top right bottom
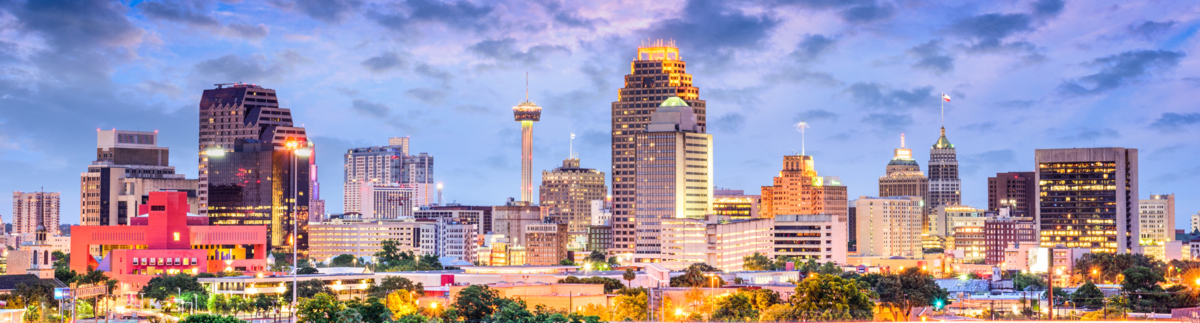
(70, 191, 268, 292)
(983, 215, 1036, 265)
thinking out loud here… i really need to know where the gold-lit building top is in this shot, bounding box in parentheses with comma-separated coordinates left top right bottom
(636, 39, 680, 61)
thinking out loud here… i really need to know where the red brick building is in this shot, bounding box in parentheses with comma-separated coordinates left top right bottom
(70, 191, 268, 293)
(984, 215, 1036, 265)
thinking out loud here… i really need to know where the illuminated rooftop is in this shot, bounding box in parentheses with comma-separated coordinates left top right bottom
(513, 100, 542, 122)
(637, 39, 680, 61)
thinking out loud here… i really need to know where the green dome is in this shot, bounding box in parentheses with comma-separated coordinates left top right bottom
(933, 127, 954, 149)
(660, 96, 689, 107)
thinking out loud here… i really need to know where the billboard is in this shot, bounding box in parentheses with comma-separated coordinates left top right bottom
(1028, 247, 1051, 274)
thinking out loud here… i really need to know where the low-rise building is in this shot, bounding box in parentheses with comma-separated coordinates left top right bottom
(70, 191, 268, 294)
(525, 222, 567, 266)
(200, 273, 375, 301)
(773, 214, 846, 264)
(984, 210, 1035, 265)
(660, 217, 773, 272)
(308, 216, 434, 263)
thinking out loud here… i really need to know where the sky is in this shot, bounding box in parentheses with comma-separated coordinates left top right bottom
(1, 0, 1198, 228)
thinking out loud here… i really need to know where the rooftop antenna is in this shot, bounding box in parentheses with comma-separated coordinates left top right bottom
(901, 133, 907, 148)
(525, 72, 529, 102)
(570, 133, 577, 159)
(795, 121, 809, 155)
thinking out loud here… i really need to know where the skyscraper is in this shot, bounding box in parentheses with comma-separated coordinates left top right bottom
(1035, 148, 1139, 254)
(632, 97, 712, 263)
(199, 83, 308, 216)
(81, 130, 197, 226)
(611, 41, 705, 256)
(854, 196, 923, 258)
(12, 191, 60, 239)
(199, 83, 312, 254)
(759, 155, 848, 222)
(343, 139, 436, 211)
(539, 158, 606, 248)
(513, 95, 542, 203)
(878, 134, 929, 230)
(987, 172, 1036, 216)
(1139, 194, 1175, 247)
(928, 127, 961, 210)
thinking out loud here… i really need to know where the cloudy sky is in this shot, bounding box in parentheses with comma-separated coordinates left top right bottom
(1, 0, 1198, 227)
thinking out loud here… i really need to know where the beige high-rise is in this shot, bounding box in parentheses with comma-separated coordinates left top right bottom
(879, 134, 929, 231)
(610, 41, 706, 256)
(760, 155, 848, 222)
(13, 192, 60, 238)
(539, 158, 606, 248)
(632, 97, 712, 263)
(855, 196, 923, 258)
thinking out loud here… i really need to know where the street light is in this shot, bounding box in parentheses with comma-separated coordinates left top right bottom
(288, 140, 311, 323)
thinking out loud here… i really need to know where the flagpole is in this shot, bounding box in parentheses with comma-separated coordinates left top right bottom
(940, 92, 944, 127)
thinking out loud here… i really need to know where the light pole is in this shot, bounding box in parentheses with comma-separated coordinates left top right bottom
(288, 140, 311, 323)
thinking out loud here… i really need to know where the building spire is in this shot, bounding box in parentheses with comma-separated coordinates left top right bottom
(901, 133, 906, 149)
(525, 72, 529, 102)
(796, 121, 809, 155)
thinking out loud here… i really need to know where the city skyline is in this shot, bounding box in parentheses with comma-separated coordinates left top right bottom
(1, 1, 1198, 228)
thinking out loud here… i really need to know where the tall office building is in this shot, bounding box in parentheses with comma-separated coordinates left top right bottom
(1035, 148, 1139, 254)
(356, 182, 415, 219)
(81, 130, 197, 226)
(632, 97, 712, 263)
(987, 172, 1036, 216)
(1139, 194, 1175, 246)
(610, 41, 706, 256)
(13, 192, 60, 238)
(773, 214, 846, 264)
(879, 134, 929, 230)
(344, 139, 435, 212)
(539, 158, 606, 248)
(854, 196, 923, 258)
(199, 83, 306, 216)
(199, 83, 312, 254)
(513, 94, 542, 203)
(927, 127, 961, 210)
(760, 155, 848, 222)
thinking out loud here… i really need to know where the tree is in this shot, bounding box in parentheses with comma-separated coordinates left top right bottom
(207, 294, 229, 314)
(297, 293, 343, 323)
(329, 254, 357, 267)
(252, 294, 279, 318)
(759, 304, 796, 322)
(1012, 272, 1045, 291)
(712, 292, 757, 322)
(1121, 266, 1166, 312)
(375, 240, 444, 271)
(622, 268, 636, 288)
(297, 267, 321, 275)
(792, 273, 875, 320)
(557, 276, 624, 293)
(559, 259, 577, 266)
(228, 295, 248, 316)
(1072, 282, 1105, 308)
(743, 252, 774, 271)
(451, 285, 503, 323)
(368, 276, 425, 298)
(1073, 253, 1162, 283)
(344, 297, 390, 323)
(613, 291, 647, 321)
(607, 256, 620, 268)
(817, 262, 843, 275)
(335, 308, 363, 323)
(285, 279, 336, 303)
(385, 290, 419, 318)
(670, 263, 724, 287)
(875, 267, 947, 321)
(1043, 287, 1067, 307)
(586, 251, 606, 264)
(745, 288, 780, 312)
(180, 314, 243, 323)
(577, 303, 609, 322)
(140, 273, 206, 302)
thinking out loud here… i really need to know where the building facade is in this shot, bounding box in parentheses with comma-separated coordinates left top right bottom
(1035, 148, 1139, 254)
(659, 217, 773, 272)
(586, 225, 613, 253)
(983, 210, 1036, 265)
(611, 41, 706, 257)
(82, 130, 197, 226)
(492, 201, 543, 248)
(632, 97, 713, 263)
(205, 139, 310, 254)
(773, 214, 847, 264)
(356, 182, 415, 219)
(539, 158, 606, 247)
(854, 196, 923, 258)
(760, 155, 848, 223)
(431, 205, 494, 235)
(343, 139, 436, 213)
(987, 172, 1036, 216)
(946, 206, 987, 262)
(308, 217, 433, 263)
(199, 84, 309, 217)
(1139, 194, 1175, 245)
(440, 219, 479, 263)
(525, 222, 567, 266)
(878, 135, 929, 231)
(70, 191, 268, 292)
(927, 128, 961, 214)
(713, 189, 760, 220)
(12, 192, 60, 238)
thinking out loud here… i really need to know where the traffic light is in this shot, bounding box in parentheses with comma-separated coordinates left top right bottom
(934, 299, 945, 310)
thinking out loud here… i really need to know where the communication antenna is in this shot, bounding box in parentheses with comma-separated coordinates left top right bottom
(525, 72, 529, 102)
(570, 133, 577, 159)
(795, 121, 809, 155)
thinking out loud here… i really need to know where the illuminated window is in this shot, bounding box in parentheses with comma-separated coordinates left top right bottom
(174, 232, 180, 241)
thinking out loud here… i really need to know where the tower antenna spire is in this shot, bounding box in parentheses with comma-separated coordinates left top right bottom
(570, 133, 577, 159)
(525, 72, 529, 102)
(901, 133, 906, 148)
(795, 121, 809, 155)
